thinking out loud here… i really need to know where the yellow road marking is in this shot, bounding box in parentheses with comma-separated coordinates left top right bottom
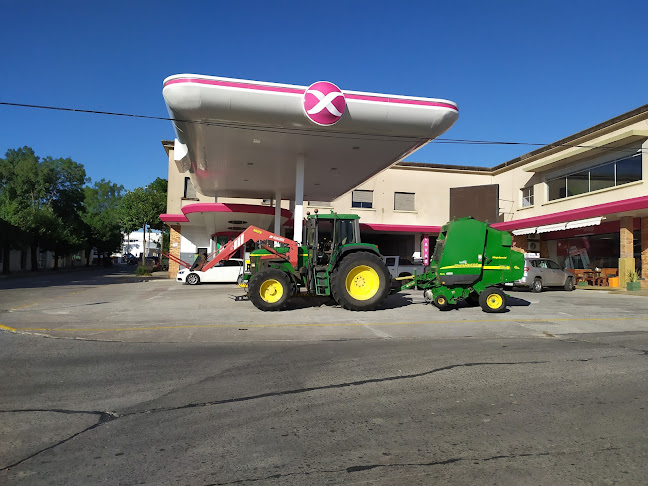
(9, 303, 39, 310)
(0, 324, 17, 332)
(4, 316, 647, 334)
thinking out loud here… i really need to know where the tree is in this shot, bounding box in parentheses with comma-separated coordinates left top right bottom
(0, 218, 29, 274)
(39, 156, 87, 268)
(119, 178, 167, 264)
(0, 147, 87, 271)
(82, 179, 125, 265)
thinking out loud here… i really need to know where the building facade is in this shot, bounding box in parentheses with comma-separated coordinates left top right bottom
(114, 230, 162, 262)
(162, 105, 648, 287)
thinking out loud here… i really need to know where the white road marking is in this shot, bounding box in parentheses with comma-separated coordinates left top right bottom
(364, 325, 392, 338)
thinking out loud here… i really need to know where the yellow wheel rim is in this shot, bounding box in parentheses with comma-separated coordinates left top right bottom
(486, 293, 503, 309)
(345, 265, 379, 301)
(438, 297, 446, 306)
(259, 279, 283, 303)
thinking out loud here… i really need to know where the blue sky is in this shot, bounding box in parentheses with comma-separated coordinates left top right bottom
(1, 1, 646, 190)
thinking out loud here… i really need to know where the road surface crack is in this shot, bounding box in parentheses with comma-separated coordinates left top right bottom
(130, 360, 548, 416)
(0, 409, 117, 471)
(206, 446, 621, 484)
(0, 361, 547, 471)
(559, 336, 648, 356)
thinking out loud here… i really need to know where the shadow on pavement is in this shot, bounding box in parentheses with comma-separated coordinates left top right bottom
(507, 296, 532, 307)
(0, 265, 165, 291)
(232, 291, 416, 312)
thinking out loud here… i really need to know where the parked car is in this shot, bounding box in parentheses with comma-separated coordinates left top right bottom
(176, 258, 244, 285)
(506, 257, 575, 292)
(383, 256, 426, 279)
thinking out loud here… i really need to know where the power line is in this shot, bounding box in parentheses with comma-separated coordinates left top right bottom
(0, 101, 645, 155)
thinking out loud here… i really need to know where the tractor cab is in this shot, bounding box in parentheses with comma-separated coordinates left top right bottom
(305, 212, 361, 266)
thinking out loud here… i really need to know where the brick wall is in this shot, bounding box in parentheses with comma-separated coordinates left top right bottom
(619, 216, 635, 287)
(512, 234, 527, 253)
(168, 225, 181, 279)
(642, 217, 648, 288)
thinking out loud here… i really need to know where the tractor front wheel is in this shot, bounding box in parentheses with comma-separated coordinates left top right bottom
(331, 252, 390, 311)
(248, 269, 291, 311)
(479, 287, 507, 313)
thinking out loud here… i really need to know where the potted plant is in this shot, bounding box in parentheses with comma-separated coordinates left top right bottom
(626, 270, 641, 291)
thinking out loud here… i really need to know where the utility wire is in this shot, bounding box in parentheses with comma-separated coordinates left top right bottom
(0, 101, 645, 155)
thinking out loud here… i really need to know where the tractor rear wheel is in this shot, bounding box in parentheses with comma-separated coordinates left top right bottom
(248, 268, 291, 311)
(331, 252, 390, 311)
(479, 287, 507, 313)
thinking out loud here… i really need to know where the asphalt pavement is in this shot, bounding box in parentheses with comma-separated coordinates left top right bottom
(1, 266, 647, 485)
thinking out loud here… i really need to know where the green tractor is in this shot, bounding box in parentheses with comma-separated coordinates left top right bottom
(401, 217, 525, 313)
(246, 211, 391, 311)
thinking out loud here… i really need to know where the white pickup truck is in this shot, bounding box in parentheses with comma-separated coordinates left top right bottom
(383, 256, 426, 279)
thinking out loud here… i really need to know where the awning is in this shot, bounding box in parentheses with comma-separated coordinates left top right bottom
(536, 223, 567, 234)
(512, 227, 537, 236)
(512, 217, 604, 235)
(565, 217, 603, 230)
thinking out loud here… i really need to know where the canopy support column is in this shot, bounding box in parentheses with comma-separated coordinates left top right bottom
(293, 155, 305, 245)
(274, 190, 282, 245)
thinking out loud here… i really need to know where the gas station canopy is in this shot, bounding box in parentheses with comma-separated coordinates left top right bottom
(160, 202, 292, 236)
(163, 74, 459, 201)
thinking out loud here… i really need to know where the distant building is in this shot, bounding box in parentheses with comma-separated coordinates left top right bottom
(113, 230, 162, 261)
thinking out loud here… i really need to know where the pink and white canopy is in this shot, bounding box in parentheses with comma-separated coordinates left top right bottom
(163, 74, 459, 202)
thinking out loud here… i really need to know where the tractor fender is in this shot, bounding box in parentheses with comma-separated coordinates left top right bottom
(332, 245, 383, 272)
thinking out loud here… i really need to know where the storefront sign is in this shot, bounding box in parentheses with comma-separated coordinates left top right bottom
(303, 81, 345, 126)
(422, 235, 429, 266)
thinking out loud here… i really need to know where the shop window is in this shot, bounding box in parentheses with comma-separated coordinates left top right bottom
(547, 148, 642, 202)
(547, 178, 566, 201)
(616, 153, 642, 185)
(554, 233, 620, 269)
(589, 163, 615, 192)
(184, 177, 197, 199)
(394, 192, 415, 211)
(566, 170, 589, 197)
(352, 190, 373, 209)
(521, 186, 534, 207)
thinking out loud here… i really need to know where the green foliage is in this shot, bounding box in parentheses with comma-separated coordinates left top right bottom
(0, 146, 167, 272)
(134, 264, 152, 276)
(119, 177, 167, 234)
(82, 179, 125, 257)
(0, 147, 87, 269)
(627, 270, 638, 282)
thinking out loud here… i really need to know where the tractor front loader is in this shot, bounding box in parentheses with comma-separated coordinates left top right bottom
(207, 211, 391, 312)
(400, 217, 524, 313)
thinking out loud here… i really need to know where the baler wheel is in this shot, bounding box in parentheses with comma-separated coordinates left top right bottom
(249, 268, 291, 311)
(331, 252, 390, 311)
(433, 294, 450, 310)
(479, 287, 507, 313)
